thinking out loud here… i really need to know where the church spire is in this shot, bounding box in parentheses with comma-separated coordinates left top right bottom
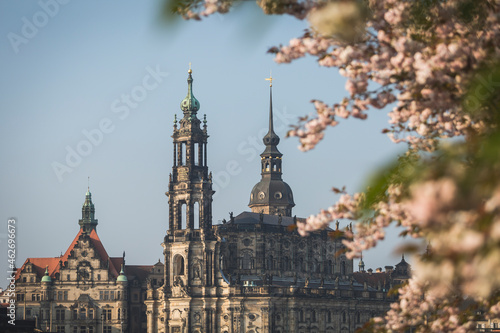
(79, 187, 98, 234)
(248, 76, 295, 216)
(262, 80, 281, 154)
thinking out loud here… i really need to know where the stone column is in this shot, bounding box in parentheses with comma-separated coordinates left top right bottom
(198, 143, 203, 167)
(289, 307, 297, 333)
(147, 309, 154, 333)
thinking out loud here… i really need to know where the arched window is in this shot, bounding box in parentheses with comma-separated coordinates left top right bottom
(265, 163, 270, 172)
(173, 255, 185, 276)
(298, 257, 304, 272)
(267, 255, 274, 270)
(179, 202, 187, 230)
(311, 310, 316, 322)
(242, 252, 252, 270)
(193, 201, 200, 229)
(313, 259, 320, 273)
(181, 142, 186, 165)
(327, 311, 332, 323)
(341, 261, 346, 276)
(342, 311, 347, 323)
(299, 310, 304, 322)
(283, 257, 290, 271)
(193, 143, 198, 165)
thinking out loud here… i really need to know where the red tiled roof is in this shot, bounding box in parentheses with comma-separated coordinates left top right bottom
(353, 271, 391, 289)
(109, 257, 124, 277)
(88, 229, 119, 278)
(125, 265, 154, 281)
(16, 229, 120, 281)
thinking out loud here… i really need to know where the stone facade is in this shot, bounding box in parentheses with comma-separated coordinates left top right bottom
(10, 70, 402, 333)
(11, 190, 161, 333)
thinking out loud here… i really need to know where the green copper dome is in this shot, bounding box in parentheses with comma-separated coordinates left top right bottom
(180, 69, 200, 114)
(117, 265, 128, 283)
(41, 266, 52, 283)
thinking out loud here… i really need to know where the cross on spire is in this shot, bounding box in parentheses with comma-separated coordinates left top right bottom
(265, 71, 273, 87)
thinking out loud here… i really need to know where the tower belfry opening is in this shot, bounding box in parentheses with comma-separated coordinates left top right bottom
(166, 67, 214, 235)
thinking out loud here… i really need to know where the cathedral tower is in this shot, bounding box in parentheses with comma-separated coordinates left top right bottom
(166, 67, 213, 235)
(156, 68, 219, 333)
(248, 77, 295, 216)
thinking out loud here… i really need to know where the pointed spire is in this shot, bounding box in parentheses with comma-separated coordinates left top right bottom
(262, 75, 280, 149)
(248, 74, 294, 216)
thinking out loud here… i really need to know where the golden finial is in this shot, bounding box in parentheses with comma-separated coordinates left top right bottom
(265, 71, 273, 87)
(188, 62, 192, 74)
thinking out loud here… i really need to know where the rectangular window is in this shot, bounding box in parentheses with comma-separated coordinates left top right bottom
(88, 327, 94, 333)
(99, 291, 104, 300)
(97, 274, 101, 281)
(80, 326, 86, 333)
(58, 291, 63, 301)
(117, 291, 121, 300)
(26, 308, 32, 318)
(56, 309, 65, 321)
(67, 274, 70, 281)
(73, 326, 77, 333)
(64, 291, 68, 300)
(103, 326, 112, 333)
(17, 294, 24, 301)
(104, 291, 109, 300)
(102, 309, 112, 321)
(79, 308, 86, 320)
(73, 309, 78, 320)
(109, 291, 114, 300)
(56, 325, 65, 333)
(88, 309, 94, 320)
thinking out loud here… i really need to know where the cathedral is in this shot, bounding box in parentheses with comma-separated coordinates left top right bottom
(10, 69, 405, 333)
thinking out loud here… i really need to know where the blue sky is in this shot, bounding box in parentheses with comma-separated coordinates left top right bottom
(0, 0, 411, 282)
